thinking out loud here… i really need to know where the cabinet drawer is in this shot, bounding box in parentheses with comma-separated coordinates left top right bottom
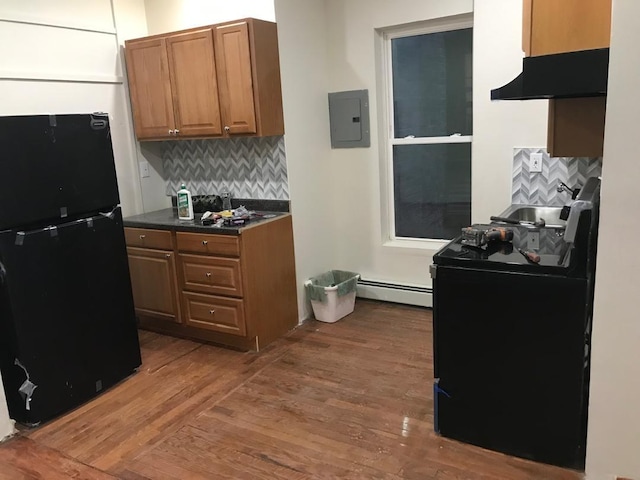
(180, 254, 243, 297)
(125, 228, 173, 250)
(176, 232, 240, 256)
(182, 291, 246, 336)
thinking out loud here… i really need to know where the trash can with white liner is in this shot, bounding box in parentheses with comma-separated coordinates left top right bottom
(304, 270, 360, 323)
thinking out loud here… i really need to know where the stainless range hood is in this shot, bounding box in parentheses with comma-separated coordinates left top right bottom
(491, 48, 609, 100)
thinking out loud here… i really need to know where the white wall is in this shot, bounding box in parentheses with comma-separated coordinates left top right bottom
(144, 0, 275, 34)
(0, 381, 13, 441)
(322, 0, 472, 293)
(309, 0, 546, 295)
(0, 0, 147, 439)
(472, 0, 547, 223)
(274, 0, 336, 320)
(586, 1, 640, 478)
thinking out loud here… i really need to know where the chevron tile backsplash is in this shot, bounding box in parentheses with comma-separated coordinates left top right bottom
(512, 148, 602, 206)
(163, 136, 288, 200)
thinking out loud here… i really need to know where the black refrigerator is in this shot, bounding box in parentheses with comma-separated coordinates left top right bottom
(0, 113, 142, 425)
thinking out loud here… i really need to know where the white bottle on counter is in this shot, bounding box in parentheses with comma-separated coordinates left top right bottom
(177, 184, 194, 221)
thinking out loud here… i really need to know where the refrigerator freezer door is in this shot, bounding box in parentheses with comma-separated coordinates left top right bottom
(0, 207, 141, 425)
(0, 114, 120, 230)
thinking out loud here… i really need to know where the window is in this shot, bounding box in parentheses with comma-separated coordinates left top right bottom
(382, 20, 472, 241)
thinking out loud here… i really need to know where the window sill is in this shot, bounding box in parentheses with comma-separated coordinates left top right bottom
(382, 237, 449, 253)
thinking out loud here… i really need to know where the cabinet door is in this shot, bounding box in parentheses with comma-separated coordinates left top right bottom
(126, 247, 181, 323)
(166, 29, 223, 137)
(215, 21, 257, 135)
(524, 0, 612, 56)
(125, 38, 175, 139)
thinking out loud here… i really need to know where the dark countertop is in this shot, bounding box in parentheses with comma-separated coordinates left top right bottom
(124, 208, 289, 235)
(433, 223, 579, 276)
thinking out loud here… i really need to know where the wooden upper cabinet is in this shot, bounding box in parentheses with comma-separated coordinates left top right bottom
(521, 0, 611, 157)
(523, 0, 612, 56)
(215, 19, 284, 137)
(124, 38, 175, 139)
(124, 18, 284, 141)
(215, 22, 257, 135)
(166, 29, 222, 137)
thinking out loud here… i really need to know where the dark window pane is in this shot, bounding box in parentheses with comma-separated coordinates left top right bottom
(392, 28, 472, 138)
(393, 143, 471, 239)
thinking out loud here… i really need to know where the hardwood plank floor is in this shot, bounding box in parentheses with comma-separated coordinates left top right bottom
(0, 300, 582, 479)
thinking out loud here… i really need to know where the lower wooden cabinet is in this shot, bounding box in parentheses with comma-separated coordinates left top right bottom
(126, 247, 181, 323)
(547, 97, 607, 157)
(124, 215, 297, 351)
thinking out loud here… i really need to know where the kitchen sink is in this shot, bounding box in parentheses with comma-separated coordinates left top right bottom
(497, 205, 566, 229)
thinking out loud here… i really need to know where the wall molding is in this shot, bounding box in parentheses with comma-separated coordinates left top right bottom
(0, 17, 116, 35)
(0, 71, 123, 84)
(357, 279, 432, 307)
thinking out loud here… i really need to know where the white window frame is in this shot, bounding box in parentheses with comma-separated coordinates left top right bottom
(380, 16, 473, 250)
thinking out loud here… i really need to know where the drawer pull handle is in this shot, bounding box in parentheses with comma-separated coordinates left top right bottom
(206, 272, 212, 278)
(209, 309, 215, 315)
(139, 235, 146, 240)
(202, 240, 208, 245)
(165, 254, 171, 258)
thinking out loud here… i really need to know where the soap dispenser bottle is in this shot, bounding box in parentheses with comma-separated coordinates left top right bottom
(221, 187, 232, 211)
(177, 183, 194, 221)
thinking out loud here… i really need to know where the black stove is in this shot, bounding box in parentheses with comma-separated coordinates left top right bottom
(430, 177, 601, 470)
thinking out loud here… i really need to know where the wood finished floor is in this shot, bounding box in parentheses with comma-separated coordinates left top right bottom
(0, 300, 582, 479)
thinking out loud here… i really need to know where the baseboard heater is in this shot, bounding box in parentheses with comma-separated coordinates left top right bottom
(356, 278, 432, 308)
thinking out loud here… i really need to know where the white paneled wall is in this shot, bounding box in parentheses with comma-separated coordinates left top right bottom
(0, 22, 121, 82)
(0, 0, 148, 441)
(0, 0, 115, 32)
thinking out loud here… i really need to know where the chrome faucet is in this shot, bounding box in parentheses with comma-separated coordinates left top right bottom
(557, 181, 575, 196)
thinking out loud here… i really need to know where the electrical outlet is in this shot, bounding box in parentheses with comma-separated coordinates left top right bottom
(530, 153, 543, 173)
(139, 161, 150, 178)
(527, 231, 540, 250)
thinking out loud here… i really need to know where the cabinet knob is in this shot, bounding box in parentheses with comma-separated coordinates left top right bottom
(202, 240, 208, 245)
(165, 254, 171, 258)
(139, 234, 146, 240)
(206, 272, 212, 278)
(209, 309, 215, 315)
(168, 129, 174, 135)
(224, 126, 230, 133)
(174, 129, 180, 135)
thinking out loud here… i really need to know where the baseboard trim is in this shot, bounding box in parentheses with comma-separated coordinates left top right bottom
(357, 279, 432, 307)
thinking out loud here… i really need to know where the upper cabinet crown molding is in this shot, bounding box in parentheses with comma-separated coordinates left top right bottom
(124, 18, 284, 141)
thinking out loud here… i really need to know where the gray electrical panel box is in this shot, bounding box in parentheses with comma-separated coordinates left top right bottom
(328, 89, 370, 148)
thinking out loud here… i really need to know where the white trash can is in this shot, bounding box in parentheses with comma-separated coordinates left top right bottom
(304, 270, 360, 323)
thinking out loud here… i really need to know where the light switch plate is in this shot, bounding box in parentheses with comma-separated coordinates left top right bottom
(530, 152, 543, 173)
(139, 161, 150, 178)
